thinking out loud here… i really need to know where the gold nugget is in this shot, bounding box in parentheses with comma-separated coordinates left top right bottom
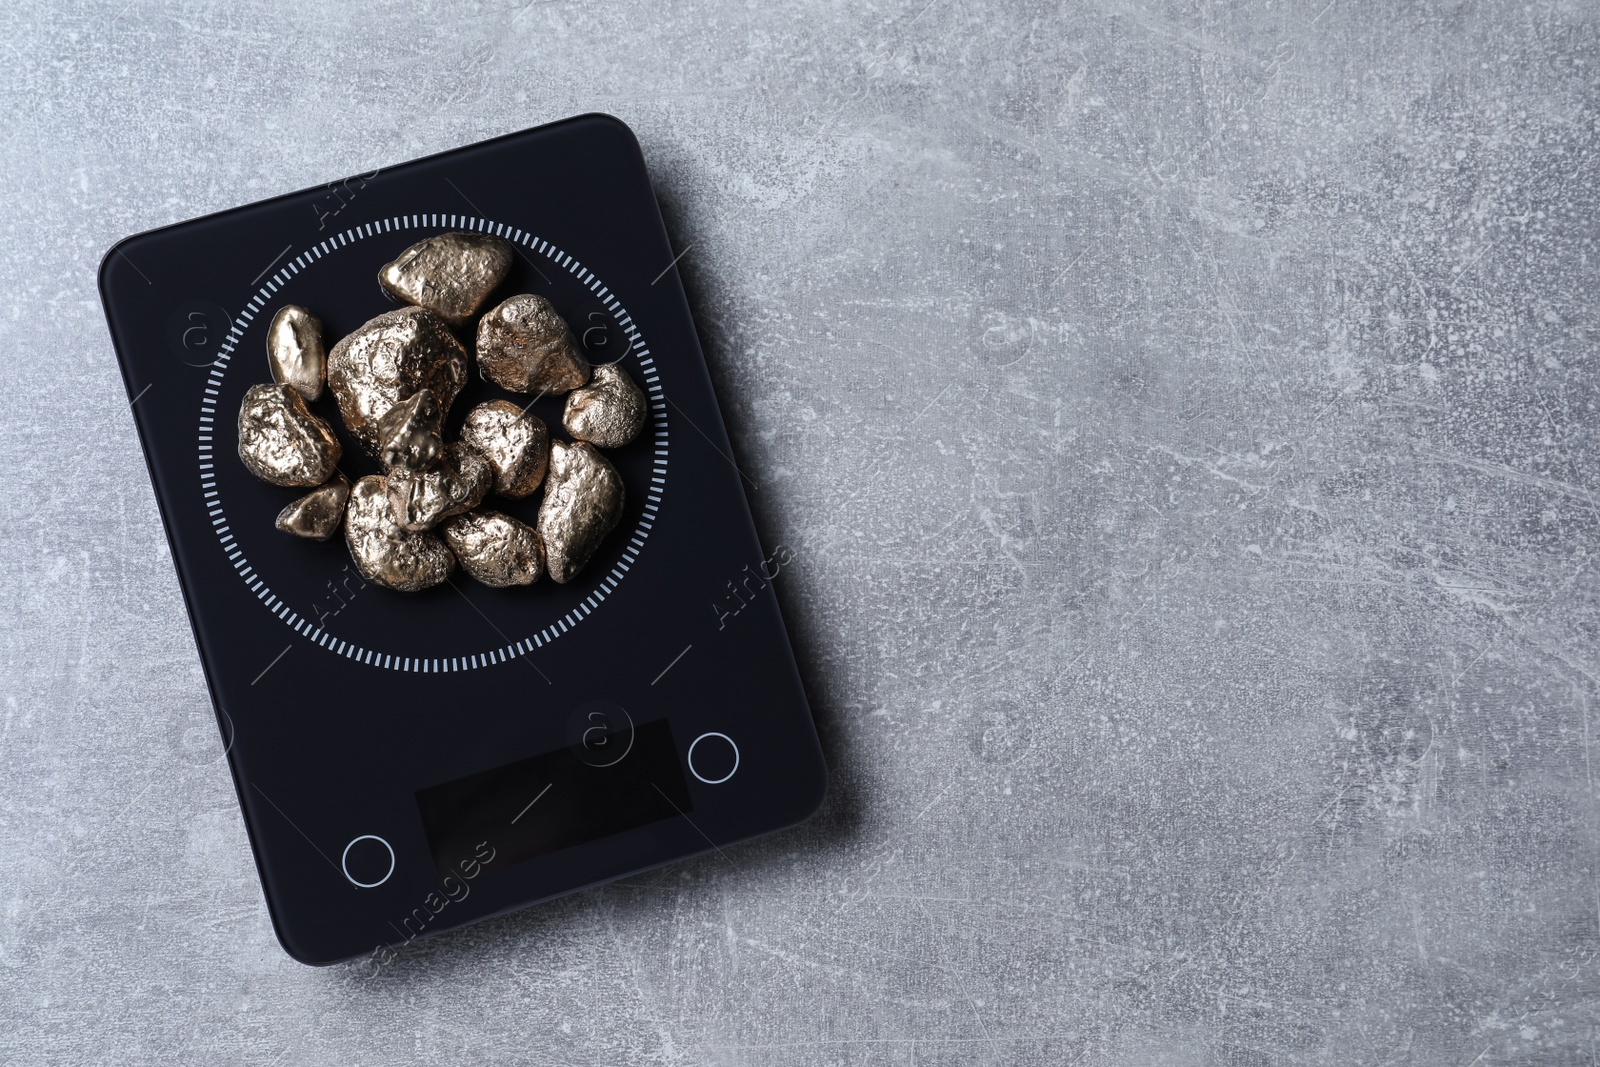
(377, 389, 443, 471)
(441, 510, 543, 587)
(327, 308, 467, 454)
(267, 305, 325, 401)
(344, 475, 455, 591)
(460, 400, 549, 498)
(564, 363, 646, 448)
(386, 441, 492, 532)
(378, 232, 513, 326)
(275, 474, 351, 540)
(237, 383, 342, 487)
(538, 441, 624, 583)
(476, 294, 591, 395)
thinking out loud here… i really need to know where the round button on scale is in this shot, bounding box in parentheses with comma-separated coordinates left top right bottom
(687, 732, 740, 785)
(341, 834, 395, 888)
(566, 699, 635, 768)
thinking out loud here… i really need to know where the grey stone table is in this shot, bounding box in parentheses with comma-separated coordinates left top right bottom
(3, 1, 1596, 1063)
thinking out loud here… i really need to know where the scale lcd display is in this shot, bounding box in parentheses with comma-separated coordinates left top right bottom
(414, 719, 692, 879)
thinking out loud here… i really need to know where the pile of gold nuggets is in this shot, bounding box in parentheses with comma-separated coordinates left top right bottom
(235, 232, 645, 592)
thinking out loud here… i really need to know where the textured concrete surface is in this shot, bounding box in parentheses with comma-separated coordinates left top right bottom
(4, 0, 1599, 1063)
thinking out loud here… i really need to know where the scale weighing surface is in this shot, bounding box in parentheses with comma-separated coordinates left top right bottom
(97, 114, 827, 965)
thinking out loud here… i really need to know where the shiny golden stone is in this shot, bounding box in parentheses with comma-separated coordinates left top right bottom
(237, 382, 342, 487)
(563, 362, 646, 448)
(476, 294, 591, 395)
(460, 400, 549, 498)
(538, 441, 624, 583)
(377, 389, 443, 471)
(267, 305, 326, 401)
(275, 474, 350, 540)
(327, 307, 467, 454)
(344, 475, 455, 591)
(378, 232, 513, 326)
(386, 441, 491, 532)
(441, 509, 543, 587)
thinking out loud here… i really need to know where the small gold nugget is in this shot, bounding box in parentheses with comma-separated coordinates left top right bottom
(344, 475, 455, 591)
(266, 305, 325, 401)
(538, 441, 624, 583)
(564, 363, 646, 448)
(377, 389, 443, 471)
(386, 441, 492, 532)
(327, 308, 467, 454)
(460, 400, 549, 498)
(476, 294, 591, 395)
(441, 509, 544, 587)
(237, 383, 342, 487)
(275, 474, 351, 540)
(378, 232, 513, 326)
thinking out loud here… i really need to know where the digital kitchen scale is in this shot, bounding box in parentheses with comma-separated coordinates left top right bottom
(97, 114, 827, 965)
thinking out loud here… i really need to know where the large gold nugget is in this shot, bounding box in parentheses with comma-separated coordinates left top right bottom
(267, 305, 325, 401)
(275, 474, 350, 540)
(237, 383, 342, 487)
(476, 294, 591, 395)
(441, 510, 543, 587)
(344, 475, 454, 591)
(378, 232, 512, 326)
(386, 441, 492, 532)
(537, 441, 624, 583)
(460, 400, 549, 498)
(327, 308, 467, 454)
(563, 363, 646, 448)
(377, 389, 443, 471)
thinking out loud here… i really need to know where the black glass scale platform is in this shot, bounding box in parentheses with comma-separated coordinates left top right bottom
(97, 114, 826, 965)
